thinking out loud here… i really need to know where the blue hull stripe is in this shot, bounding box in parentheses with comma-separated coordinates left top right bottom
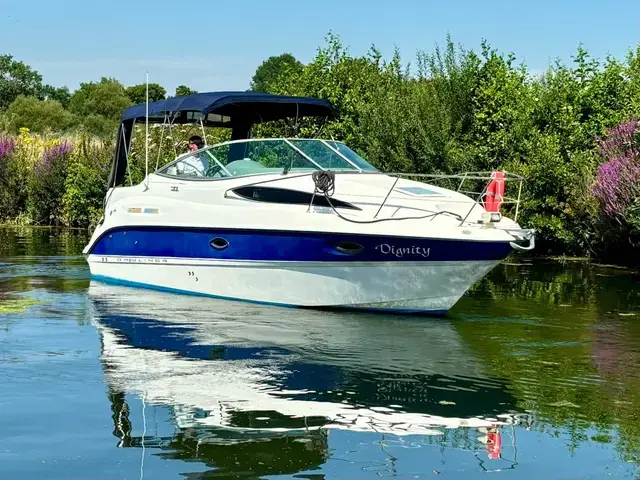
(89, 226, 512, 263)
(91, 275, 449, 316)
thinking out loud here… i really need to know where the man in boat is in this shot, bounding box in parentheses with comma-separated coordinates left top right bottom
(188, 135, 204, 152)
(168, 135, 210, 176)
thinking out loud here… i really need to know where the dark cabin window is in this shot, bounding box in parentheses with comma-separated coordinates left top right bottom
(232, 186, 361, 210)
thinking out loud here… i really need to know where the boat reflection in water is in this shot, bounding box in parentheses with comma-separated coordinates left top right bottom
(89, 281, 531, 477)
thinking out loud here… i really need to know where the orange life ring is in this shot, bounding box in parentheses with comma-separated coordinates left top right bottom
(484, 171, 505, 213)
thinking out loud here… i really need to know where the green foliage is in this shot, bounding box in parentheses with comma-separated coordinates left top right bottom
(502, 134, 594, 254)
(467, 42, 533, 170)
(0, 145, 28, 221)
(360, 37, 480, 174)
(5, 96, 76, 134)
(250, 53, 303, 93)
(0, 54, 44, 109)
(41, 85, 72, 108)
(68, 77, 132, 120)
(66, 77, 131, 138)
(256, 34, 386, 149)
(0, 54, 69, 112)
(126, 83, 167, 104)
(80, 115, 119, 138)
(61, 137, 112, 228)
(0, 131, 115, 228)
(175, 85, 197, 97)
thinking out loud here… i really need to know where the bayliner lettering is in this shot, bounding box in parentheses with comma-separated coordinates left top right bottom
(375, 244, 431, 258)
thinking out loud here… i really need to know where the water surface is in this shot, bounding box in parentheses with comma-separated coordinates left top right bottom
(1, 227, 640, 479)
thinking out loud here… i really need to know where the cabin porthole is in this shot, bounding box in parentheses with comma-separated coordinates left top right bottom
(335, 241, 364, 255)
(210, 237, 229, 250)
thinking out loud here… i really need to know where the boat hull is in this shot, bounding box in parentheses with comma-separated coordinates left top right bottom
(86, 255, 501, 314)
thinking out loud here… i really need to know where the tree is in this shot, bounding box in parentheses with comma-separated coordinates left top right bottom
(175, 85, 197, 97)
(250, 53, 303, 93)
(80, 115, 119, 138)
(68, 77, 132, 120)
(41, 85, 72, 108)
(5, 95, 76, 133)
(257, 35, 384, 148)
(0, 54, 44, 109)
(126, 83, 167, 104)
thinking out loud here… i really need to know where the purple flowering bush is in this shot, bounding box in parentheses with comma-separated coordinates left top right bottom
(0, 130, 112, 226)
(592, 120, 640, 217)
(27, 140, 73, 224)
(590, 119, 640, 255)
(0, 136, 15, 159)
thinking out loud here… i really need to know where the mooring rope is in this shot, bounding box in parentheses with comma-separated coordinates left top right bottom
(312, 170, 336, 197)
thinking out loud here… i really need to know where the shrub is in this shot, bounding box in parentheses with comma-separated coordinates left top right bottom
(590, 119, 640, 262)
(592, 119, 640, 217)
(0, 135, 20, 220)
(5, 95, 76, 134)
(61, 137, 112, 228)
(68, 77, 131, 120)
(126, 83, 166, 104)
(80, 114, 119, 139)
(27, 140, 73, 225)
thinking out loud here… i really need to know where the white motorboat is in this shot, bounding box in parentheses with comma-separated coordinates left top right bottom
(83, 91, 534, 314)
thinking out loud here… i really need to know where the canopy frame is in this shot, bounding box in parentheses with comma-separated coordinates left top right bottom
(107, 91, 335, 187)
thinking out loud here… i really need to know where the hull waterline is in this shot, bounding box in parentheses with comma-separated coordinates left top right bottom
(83, 225, 517, 314)
(85, 254, 502, 314)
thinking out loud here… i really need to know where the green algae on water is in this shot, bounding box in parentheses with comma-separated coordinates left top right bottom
(0, 298, 39, 314)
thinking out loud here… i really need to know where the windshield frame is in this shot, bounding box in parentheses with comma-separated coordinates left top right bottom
(154, 138, 378, 181)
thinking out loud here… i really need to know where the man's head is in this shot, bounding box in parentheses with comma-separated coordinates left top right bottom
(188, 135, 204, 152)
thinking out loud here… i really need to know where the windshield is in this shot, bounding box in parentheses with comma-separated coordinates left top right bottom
(156, 139, 378, 180)
(325, 140, 379, 171)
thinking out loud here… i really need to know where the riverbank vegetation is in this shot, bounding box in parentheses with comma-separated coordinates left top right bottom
(1, 34, 640, 265)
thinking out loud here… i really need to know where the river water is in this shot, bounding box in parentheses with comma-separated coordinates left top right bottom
(1, 227, 640, 479)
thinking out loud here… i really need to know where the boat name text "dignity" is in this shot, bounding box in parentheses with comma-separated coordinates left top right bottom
(375, 244, 431, 258)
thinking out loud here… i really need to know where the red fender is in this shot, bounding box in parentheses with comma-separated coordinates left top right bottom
(484, 171, 505, 213)
(486, 425, 502, 459)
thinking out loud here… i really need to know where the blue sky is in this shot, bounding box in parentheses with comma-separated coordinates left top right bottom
(0, 0, 638, 94)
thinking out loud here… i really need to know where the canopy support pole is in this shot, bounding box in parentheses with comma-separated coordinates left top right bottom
(155, 113, 168, 172)
(125, 119, 136, 187)
(144, 72, 149, 190)
(167, 113, 179, 158)
(200, 117, 207, 146)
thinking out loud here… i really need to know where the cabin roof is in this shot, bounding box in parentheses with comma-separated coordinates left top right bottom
(120, 91, 335, 126)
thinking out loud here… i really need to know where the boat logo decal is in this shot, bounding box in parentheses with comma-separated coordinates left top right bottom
(375, 244, 431, 258)
(126, 207, 159, 214)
